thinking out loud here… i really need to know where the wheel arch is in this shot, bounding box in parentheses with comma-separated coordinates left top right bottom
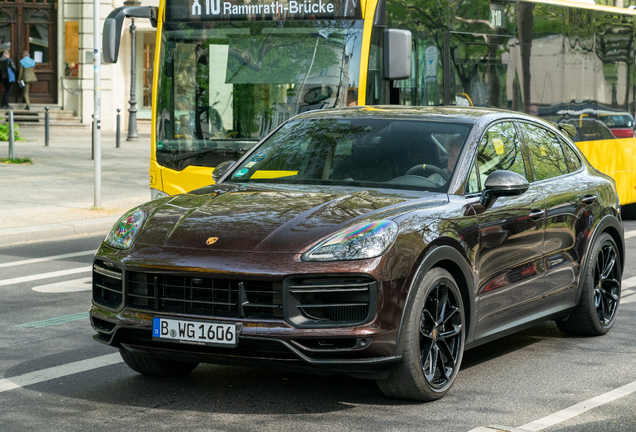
(393, 243, 475, 357)
(574, 214, 624, 305)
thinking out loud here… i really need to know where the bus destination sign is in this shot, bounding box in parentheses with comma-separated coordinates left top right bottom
(166, 0, 361, 21)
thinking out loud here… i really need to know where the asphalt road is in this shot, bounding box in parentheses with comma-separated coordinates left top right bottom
(1, 224, 635, 432)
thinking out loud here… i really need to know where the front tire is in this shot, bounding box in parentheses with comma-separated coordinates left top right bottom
(120, 349, 199, 377)
(557, 232, 621, 336)
(377, 268, 465, 401)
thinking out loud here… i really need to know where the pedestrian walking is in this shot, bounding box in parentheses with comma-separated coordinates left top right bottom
(0, 50, 17, 109)
(18, 51, 37, 110)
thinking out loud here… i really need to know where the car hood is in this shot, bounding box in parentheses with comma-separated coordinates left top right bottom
(134, 183, 446, 253)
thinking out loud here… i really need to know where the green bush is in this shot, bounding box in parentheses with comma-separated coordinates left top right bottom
(0, 117, 25, 141)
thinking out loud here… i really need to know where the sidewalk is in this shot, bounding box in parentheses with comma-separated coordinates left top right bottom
(0, 126, 151, 246)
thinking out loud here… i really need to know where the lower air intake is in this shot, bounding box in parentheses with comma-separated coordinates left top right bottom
(284, 277, 377, 328)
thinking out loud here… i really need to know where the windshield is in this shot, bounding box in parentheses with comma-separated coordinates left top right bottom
(155, 20, 364, 171)
(224, 117, 473, 192)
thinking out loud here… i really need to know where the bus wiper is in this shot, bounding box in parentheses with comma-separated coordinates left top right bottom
(166, 147, 218, 163)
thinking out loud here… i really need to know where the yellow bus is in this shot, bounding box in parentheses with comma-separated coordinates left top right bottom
(103, 0, 636, 206)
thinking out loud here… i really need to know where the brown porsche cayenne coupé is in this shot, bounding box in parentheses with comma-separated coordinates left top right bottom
(90, 107, 624, 401)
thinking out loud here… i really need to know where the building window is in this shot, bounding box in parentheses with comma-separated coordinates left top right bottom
(64, 21, 79, 77)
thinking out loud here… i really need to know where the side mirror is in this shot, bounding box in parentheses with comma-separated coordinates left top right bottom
(103, 6, 158, 64)
(480, 170, 529, 209)
(384, 29, 411, 80)
(212, 160, 236, 183)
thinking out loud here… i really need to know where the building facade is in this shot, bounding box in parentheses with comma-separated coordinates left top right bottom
(0, 0, 157, 131)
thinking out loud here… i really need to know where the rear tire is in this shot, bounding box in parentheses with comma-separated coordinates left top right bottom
(377, 268, 465, 401)
(556, 233, 621, 336)
(119, 349, 199, 377)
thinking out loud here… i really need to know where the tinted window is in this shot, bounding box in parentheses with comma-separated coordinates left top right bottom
(561, 140, 581, 173)
(226, 118, 472, 191)
(475, 122, 527, 191)
(519, 123, 568, 181)
(467, 161, 480, 194)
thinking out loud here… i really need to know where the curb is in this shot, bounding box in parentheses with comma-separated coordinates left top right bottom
(0, 216, 119, 247)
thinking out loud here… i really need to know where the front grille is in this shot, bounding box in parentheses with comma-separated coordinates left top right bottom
(93, 260, 123, 308)
(285, 277, 377, 328)
(126, 271, 283, 319)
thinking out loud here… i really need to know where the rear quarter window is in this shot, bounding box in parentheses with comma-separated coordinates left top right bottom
(518, 122, 569, 181)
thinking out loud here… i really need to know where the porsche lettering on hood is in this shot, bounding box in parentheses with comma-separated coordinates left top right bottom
(135, 184, 443, 253)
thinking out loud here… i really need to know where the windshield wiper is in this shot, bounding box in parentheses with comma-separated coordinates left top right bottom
(165, 147, 218, 163)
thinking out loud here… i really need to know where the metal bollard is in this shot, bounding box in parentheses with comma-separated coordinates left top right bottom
(116, 108, 121, 148)
(45, 106, 50, 147)
(8, 110, 15, 159)
(91, 114, 94, 160)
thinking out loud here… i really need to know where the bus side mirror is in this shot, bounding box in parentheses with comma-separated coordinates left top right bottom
(384, 29, 412, 80)
(103, 6, 158, 64)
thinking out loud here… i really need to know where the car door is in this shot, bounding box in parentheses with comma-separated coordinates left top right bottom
(518, 122, 600, 305)
(468, 121, 547, 340)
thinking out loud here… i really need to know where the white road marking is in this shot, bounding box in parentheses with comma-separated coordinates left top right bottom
(0, 267, 92, 287)
(32, 277, 92, 293)
(0, 250, 95, 269)
(624, 229, 636, 239)
(0, 353, 123, 393)
(621, 293, 636, 304)
(622, 276, 636, 290)
(517, 379, 636, 430)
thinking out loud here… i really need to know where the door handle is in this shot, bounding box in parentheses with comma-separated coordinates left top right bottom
(582, 195, 597, 205)
(529, 209, 545, 220)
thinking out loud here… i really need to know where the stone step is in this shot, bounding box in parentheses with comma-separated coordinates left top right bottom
(2, 110, 77, 119)
(2, 109, 83, 126)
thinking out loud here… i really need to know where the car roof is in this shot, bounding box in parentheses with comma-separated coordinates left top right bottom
(561, 118, 606, 123)
(291, 106, 536, 125)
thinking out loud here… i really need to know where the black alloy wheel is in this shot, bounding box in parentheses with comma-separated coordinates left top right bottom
(593, 240, 620, 325)
(557, 233, 621, 336)
(377, 268, 465, 401)
(420, 281, 463, 389)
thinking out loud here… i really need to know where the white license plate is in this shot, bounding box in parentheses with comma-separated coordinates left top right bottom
(152, 317, 238, 347)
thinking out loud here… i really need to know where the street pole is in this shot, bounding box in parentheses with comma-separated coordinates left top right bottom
(94, 0, 102, 207)
(126, 16, 139, 141)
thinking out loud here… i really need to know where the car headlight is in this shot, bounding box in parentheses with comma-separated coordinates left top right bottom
(104, 208, 146, 249)
(303, 220, 398, 261)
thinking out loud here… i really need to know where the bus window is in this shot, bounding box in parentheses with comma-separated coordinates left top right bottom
(155, 20, 364, 173)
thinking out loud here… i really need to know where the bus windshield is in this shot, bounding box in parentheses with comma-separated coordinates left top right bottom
(155, 20, 364, 171)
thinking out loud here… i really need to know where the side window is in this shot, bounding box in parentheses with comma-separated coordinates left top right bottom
(519, 123, 568, 181)
(475, 122, 527, 191)
(467, 161, 480, 194)
(561, 140, 582, 173)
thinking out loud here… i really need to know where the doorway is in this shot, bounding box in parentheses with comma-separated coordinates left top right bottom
(0, 0, 57, 105)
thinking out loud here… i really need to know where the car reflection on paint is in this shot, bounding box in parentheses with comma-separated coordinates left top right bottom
(558, 118, 617, 141)
(598, 112, 634, 139)
(90, 106, 624, 402)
